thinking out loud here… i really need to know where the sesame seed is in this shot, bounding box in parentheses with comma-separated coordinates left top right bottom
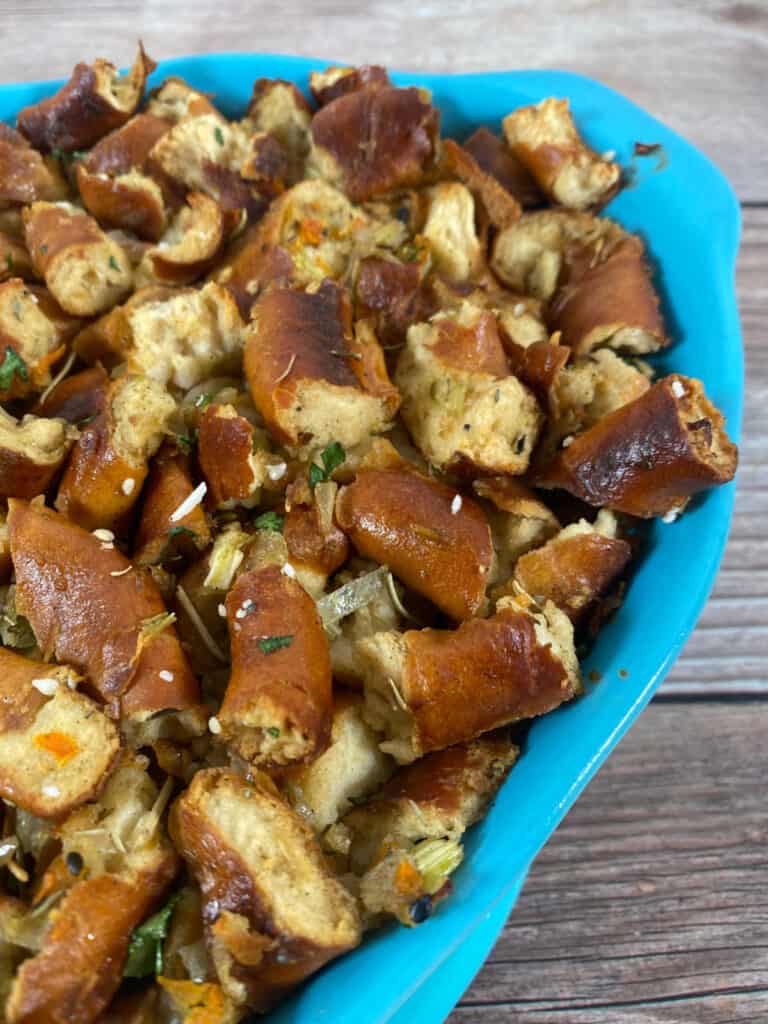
(450, 494, 462, 515)
(170, 482, 207, 523)
(282, 562, 297, 579)
(92, 529, 114, 542)
(671, 380, 685, 399)
(267, 462, 287, 481)
(512, 302, 526, 317)
(662, 509, 679, 524)
(602, 149, 616, 161)
(42, 784, 61, 798)
(217, 603, 227, 618)
(32, 677, 58, 696)
(208, 716, 222, 735)
(562, 435, 575, 448)
(121, 477, 135, 496)
(159, 670, 174, 682)
(235, 607, 247, 619)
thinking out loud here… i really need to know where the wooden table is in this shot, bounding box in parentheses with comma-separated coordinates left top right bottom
(1, 3, 765, 1019)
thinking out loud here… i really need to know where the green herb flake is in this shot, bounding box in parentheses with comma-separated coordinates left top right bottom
(108, 255, 121, 272)
(38, 244, 48, 255)
(0, 347, 29, 391)
(266, 726, 281, 738)
(77, 414, 96, 428)
(253, 510, 284, 533)
(169, 525, 197, 541)
(5, 253, 13, 272)
(193, 392, 213, 409)
(214, 125, 225, 146)
(123, 891, 183, 978)
(308, 441, 345, 489)
(258, 635, 294, 655)
(175, 431, 197, 453)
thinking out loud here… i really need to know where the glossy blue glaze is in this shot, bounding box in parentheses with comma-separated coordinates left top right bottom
(1, 54, 743, 1024)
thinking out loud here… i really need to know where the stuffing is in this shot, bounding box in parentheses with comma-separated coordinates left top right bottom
(245, 279, 398, 453)
(0, 278, 69, 400)
(218, 566, 332, 767)
(23, 201, 133, 316)
(122, 282, 245, 390)
(284, 475, 350, 582)
(146, 76, 221, 123)
(55, 373, 175, 531)
(7, 499, 203, 726)
(197, 403, 272, 509)
(491, 208, 626, 300)
(77, 167, 167, 245)
(395, 303, 543, 475)
(536, 374, 739, 517)
(359, 598, 580, 763)
(0, 127, 68, 208)
(336, 439, 494, 620)
(281, 693, 394, 832)
(244, 78, 313, 183)
(421, 182, 483, 281)
(6, 756, 178, 1024)
(430, 275, 548, 349)
(170, 768, 361, 1012)
(354, 254, 436, 346)
(309, 65, 391, 107)
(210, 221, 293, 318)
(463, 125, 543, 208)
(0, 407, 76, 499)
(137, 192, 229, 286)
(0, 233, 36, 282)
(502, 97, 620, 210)
(33, 365, 108, 425)
(438, 138, 522, 230)
(473, 476, 561, 582)
(309, 84, 440, 201)
(0, 647, 119, 819)
(509, 510, 632, 622)
(16, 44, 155, 153)
(134, 444, 212, 565)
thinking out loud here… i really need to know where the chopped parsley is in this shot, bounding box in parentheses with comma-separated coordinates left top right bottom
(258, 635, 294, 655)
(214, 125, 225, 145)
(123, 891, 183, 978)
(0, 347, 28, 391)
(169, 525, 198, 540)
(193, 392, 213, 409)
(5, 253, 13, 272)
(108, 255, 121, 272)
(76, 413, 96, 428)
(253, 510, 284, 533)
(266, 726, 281, 738)
(38, 244, 48, 255)
(175, 431, 197, 453)
(308, 441, 345, 489)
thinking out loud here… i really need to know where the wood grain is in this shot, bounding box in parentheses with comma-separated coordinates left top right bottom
(451, 702, 768, 1023)
(0, 1, 766, 201)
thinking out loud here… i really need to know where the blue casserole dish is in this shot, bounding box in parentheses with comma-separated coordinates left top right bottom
(0, 53, 743, 1024)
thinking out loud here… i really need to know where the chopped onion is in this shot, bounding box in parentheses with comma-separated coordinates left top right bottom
(316, 566, 389, 629)
(203, 527, 250, 591)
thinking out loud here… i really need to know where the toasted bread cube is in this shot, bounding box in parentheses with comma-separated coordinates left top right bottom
(0, 279, 69, 400)
(327, 564, 404, 687)
(463, 126, 543, 208)
(550, 235, 667, 355)
(503, 97, 620, 210)
(245, 279, 398, 453)
(491, 208, 625, 300)
(421, 182, 482, 281)
(219, 566, 332, 767)
(7, 499, 202, 725)
(7, 757, 178, 1024)
(33, 364, 108, 425)
(336, 441, 494, 620)
(0, 127, 68, 208)
(134, 444, 212, 565)
(339, 733, 518, 872)
(0, 648, 119, 819)
(124, 282, 244, 390)
(536, 374, 738, 518)
(354, 255, 435, 346)
(148, 113, 261, 217)
(282, 693, 394, 831)
(70, 284, 175, 369)
(155, 980, 239, 1024)
(309, 85, 440, 201)
(0, 233, 36, 282)
(16, 45, 155, 153)
(510, 510, 631, 622)
(284, 476, 349, 580)
(0, 407, 76, 500)
(23, 201, 133, 316)
(137, 192, 229, 286)
(197, 403, 270, 509)
(430, 275, 547, 350)
(210, 220, 293, 317)
(309, 65, 390, 106)
(146, 77, 221, 123)
(245, 79, 313, 183)
(170, 769, 361, 1012)
(56, 374, 175, 531)
(438, 139, 522, 230)
(395, 304, 542, 475)
(359, 599, 579, 763)
(473, 476, 561, 581)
